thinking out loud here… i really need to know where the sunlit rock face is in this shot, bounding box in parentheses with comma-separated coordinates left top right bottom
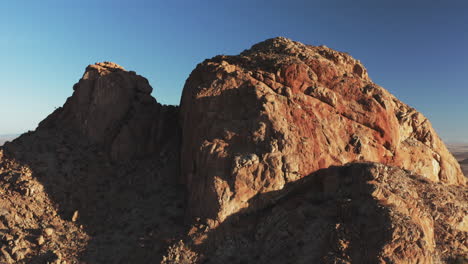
(180, 37, 465, 224)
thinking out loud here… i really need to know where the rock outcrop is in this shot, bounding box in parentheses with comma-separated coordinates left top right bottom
(1, 63, 183, 263)
(180, 37, 465, 224)
(175, 163, 467, 264)
(39, 62, 179, 161)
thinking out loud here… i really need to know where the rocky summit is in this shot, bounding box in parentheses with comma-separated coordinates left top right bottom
(39, 62, 179, 161)
(180, 37, 465, 224)
(0, 38, 466, 264)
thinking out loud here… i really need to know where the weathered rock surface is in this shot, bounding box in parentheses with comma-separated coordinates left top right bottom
(180, 37, 465, 224)
(173, 163, 467, 264)
(39, 62, 178, 161)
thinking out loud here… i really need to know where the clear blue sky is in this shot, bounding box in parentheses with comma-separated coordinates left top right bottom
(1, 0, 467, 142)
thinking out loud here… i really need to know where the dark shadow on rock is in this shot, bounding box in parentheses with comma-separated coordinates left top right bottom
(185, 163, 395, 264)
(22, 250, 60, 264)
(2, 112, 187, 263)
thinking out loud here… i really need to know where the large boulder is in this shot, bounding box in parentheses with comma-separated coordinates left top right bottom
(39, 62, 178, 161)
(180, 37, 465, 224)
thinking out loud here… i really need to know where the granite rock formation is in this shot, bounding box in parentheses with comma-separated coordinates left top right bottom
(1, 63, 183, 263)
(39, 62, 178, 161)
(180, 37, 465, 224)
(0, 38, 466, 263)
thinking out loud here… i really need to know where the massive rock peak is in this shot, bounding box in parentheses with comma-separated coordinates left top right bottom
(39, 61, 178, 161)
(1, 62, 183, 263)
(180, 36, 465, 224)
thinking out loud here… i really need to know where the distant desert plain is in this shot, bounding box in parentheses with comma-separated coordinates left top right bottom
(0, 134, 18, 146)
(447, 143, 468, 176)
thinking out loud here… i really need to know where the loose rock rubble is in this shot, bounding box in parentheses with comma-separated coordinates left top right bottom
(0, 149, 89, 263)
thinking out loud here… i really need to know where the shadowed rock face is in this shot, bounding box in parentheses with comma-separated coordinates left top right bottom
(180, 37, 465, 224)
(1, 63, 183, 263)
(39, 62, 178, 161)
(172, 162, 467, 264)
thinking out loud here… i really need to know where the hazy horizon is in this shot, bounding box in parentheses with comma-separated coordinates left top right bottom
(1, 0, 467, 142)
